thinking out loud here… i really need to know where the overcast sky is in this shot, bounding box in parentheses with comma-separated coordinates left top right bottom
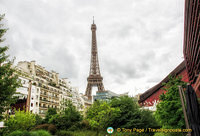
(0, 0, 185, 96)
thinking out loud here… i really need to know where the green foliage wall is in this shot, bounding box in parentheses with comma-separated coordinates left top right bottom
(5, 110, 36, 132)
(86, 96, 159, 131)
(44, 108, 57, 123)
(86, 100, 120, 130)
(155, 76, 187, 129)
(8, 130, 51, 136)
(49, 100, 82, 130)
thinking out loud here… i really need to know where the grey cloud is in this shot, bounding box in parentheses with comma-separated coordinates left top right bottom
(41, 47, 78, 79)
(0, 0, 185, 96)
(147, 77, 162, 83)
(104, 59, 143, 83)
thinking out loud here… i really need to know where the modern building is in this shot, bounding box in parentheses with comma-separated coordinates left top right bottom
(93, 90, 120, 101)
(183, 0, 200, 96)
(14, 60, 84, 117)
(138, 61, 189, 109)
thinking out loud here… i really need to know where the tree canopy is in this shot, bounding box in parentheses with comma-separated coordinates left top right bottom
(0, 14, 21, 120)
(155, 76, 187, 129)
(5, 110, 36, 132)
(44, 108, 57, 123)
(49, 100, 82, 130)
(86, 100, 120, 130)
(86, 96, 159, 131)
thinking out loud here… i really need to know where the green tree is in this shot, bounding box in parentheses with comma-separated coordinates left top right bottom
(35, 114, 43, 126)
(86, 96, 158, 136)
(155, 76, 187, 129)
(5, 110, 36, 132)
(44, 108, 57, 123)
(0, 14, 21, 120)
(110, 96, 159, 129)
(49, 100, 82, 130)
(110, 96, 140, 128)
(86, 100, 120, 130)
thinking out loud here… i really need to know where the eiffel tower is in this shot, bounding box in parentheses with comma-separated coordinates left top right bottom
(85, 18, 105, 100)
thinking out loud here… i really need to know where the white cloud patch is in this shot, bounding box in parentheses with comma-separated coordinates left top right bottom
(0, 0, 184, 96)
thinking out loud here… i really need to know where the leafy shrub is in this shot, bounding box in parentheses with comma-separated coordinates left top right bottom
(139, 109, 160, 129)
(8, 130, 31, 136)
(35, 114, 43, 126)
(86, 96, 159, 131)
(49, 101, 82, 130)
(0, 127, 9, 136)
(7, 130, 51, 136)
(72, 130, 106, 136)
(80, 120, 90, 130)
(56, 130, 74, 136)
(5, 110, 36, 132)
(48, 124, 57, 134)
(30, 130, 51, 136)
(8, 130, 23, 136)
(153, 132, 186, 136)
(33, 124, 56, 134)
(112, 131, 152, 136)
(44, 108, 57, 123)
(29, 131, 39, 136)
(155, 76, 186, 129)
(154, 132, 169, 136)
(86, 100, 120, 130)
(68, 123, 81, 131)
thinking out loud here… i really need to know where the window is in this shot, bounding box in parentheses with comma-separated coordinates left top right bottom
(31, 103, 33, 107)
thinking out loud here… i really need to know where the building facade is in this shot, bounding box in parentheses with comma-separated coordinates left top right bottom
(12, 74, 40, 114)
(183, 0, 200, 96)
(15, 61, 84, 117)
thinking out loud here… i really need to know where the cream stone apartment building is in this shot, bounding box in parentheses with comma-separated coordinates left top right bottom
(15, 60, 84, 117)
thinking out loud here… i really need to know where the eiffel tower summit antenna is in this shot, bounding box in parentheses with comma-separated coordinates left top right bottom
(85, 19, 105, 100)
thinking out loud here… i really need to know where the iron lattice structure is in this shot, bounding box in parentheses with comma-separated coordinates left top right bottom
(85, 21, 105, 100)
